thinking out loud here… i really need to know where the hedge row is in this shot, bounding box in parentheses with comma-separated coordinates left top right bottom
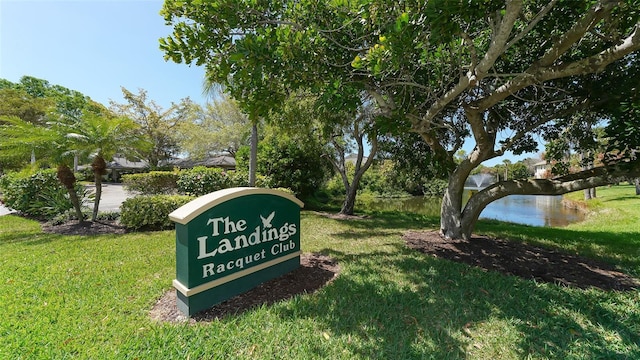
(121, 171, 178, 195)
(1, 166, 288, 231)
(122, 167, 236, 196)
(120, 195, 194, 230)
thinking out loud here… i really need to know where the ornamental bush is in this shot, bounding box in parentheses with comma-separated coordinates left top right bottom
(120, 194, 193, 230)
(122, 171, 178, 195)
(0, 168, 85, 219)
(177, 166, 232, 196)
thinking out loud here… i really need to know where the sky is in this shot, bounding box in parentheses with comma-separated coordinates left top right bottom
(0, 0, 538, 165)
(0, 0, 208, 109)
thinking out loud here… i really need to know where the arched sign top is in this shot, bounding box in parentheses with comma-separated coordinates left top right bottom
(169, 187, 304, 225)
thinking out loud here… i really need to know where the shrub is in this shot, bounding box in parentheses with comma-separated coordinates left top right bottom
(228, 169, 249, 187)
(177, 166, 232, 196)
(255, 137, 332, 198)
(122, 171, 178, 195)
(0, 168, 86, 219)
(422, 178, 449, 197)
(225, 169, 274, 189)
(120, 194, 193, 230)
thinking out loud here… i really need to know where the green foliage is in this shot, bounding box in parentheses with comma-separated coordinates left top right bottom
(177, 166, 232, 196)
(120, 194, 193, 230)
(109, 87, 196, 169)
(255, 133, 332, 198)
(178, 92, 251, 157)
(605, 101, 640, 162)
(0, 168, 85, 219)
(422, 178, 449, 197)
(379, 132, 453, 194)
(234, 124, 331, 197)
(0, 87, 52, 126)
(228, 166, 274, 188)
(161, 0, 640, 237)
(325, 160, 411, 198)
(122, 171, 178, 195)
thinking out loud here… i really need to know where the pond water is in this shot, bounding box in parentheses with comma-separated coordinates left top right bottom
(361, 192, 585, 227)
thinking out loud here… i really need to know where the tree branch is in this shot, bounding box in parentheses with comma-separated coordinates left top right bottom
(463, 157, 640, 221)
(474, 22, 640, 112)
(504, 0, 558, 51)
(537, 0, 618, 67)
(418, 0, 522, 126)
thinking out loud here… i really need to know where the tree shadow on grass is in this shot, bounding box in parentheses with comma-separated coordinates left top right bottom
(277, 245, 640, 359)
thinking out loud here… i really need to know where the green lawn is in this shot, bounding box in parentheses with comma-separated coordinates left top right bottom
(1, 185, 639, 359)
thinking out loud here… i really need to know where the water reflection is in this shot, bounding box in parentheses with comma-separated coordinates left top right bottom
(480, 195, 584, 227)
(360, 193, 585, 227)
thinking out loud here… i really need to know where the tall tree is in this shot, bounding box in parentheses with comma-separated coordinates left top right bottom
(0, 87, 52, 126)
(201, 79, 260, 185)
(271, 92, 379, 214)
(179, 92, 251, 158)
(323, 100, 379, 215)
(109, 87, 193, 168)
(161, 0, 640, 239)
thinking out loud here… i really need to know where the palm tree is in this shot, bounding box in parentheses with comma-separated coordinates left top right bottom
(66, 113, 142, 221)
(0, 116, 85, 221)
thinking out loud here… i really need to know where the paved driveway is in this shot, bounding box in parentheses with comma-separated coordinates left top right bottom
(0, 202, 16, 216)
(0, 183, 134, 216)
(85, 183, 134, 212)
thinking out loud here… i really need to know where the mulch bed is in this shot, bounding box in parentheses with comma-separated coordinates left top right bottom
(41, 219, 128, 235)
(404, 230, 640, 291)
(149, 253, 340, 323)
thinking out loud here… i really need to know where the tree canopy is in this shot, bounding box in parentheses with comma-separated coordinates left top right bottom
(161, 0, 637, 238)
(178, 92, 252, 158)
(109, 87, 195, 169)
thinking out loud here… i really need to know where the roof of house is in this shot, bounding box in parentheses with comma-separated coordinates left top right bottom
(166, 155, 236, 169)
(107, 157, 148, 170)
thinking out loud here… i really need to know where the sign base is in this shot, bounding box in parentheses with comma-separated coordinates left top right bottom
(176, 253, 301, 316)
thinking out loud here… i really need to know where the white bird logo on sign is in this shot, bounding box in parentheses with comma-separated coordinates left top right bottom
(260, 211, 276, 228)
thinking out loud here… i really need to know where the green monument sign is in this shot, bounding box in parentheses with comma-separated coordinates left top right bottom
(169, 187, 304, 316)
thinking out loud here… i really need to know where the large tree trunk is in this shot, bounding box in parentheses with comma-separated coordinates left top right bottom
(439, 149, 484, 240)
(91, 156, 107, 221)
(341, 184, 358, 215)
(57, 164, 84, 223)
(249, 123, 258, 186)
(635, 178, 640, 195)
(440, 175, 466, 240)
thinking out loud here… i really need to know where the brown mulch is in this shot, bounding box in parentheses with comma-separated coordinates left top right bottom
(41, 219, 128, 235)
(149, 253, 340, 323)
(404, 230, 640, 291)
